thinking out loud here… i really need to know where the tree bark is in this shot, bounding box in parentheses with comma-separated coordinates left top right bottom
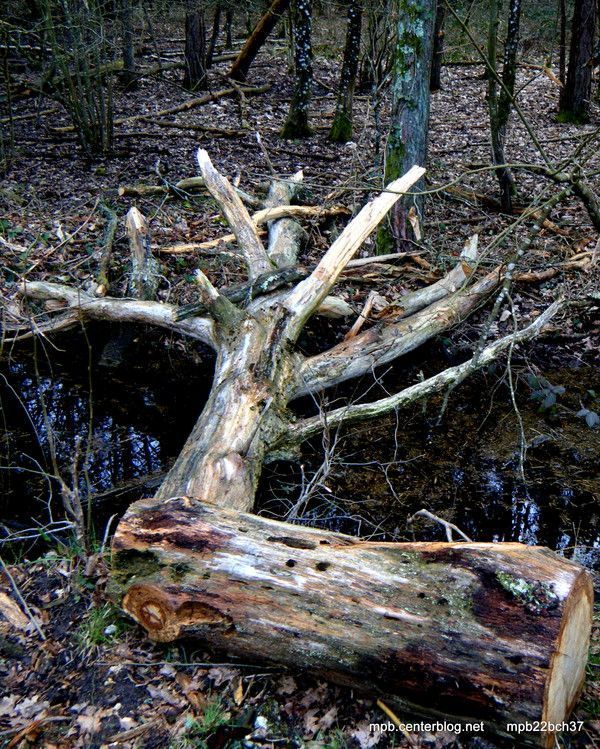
(329, 0, 362, 142)
(119, 0, 136, 89)
(281, 0, 313, 138)
(559, 0, 596, 122)
(376, 0, 436, 253)
(112, 498, 593, 749)
(430, 0, 447, 92)
(206, 4, 222, 68)
(183, 7, 207, 91)
(488, 0, 522, 213)
(229, 0, 291, 82)
(559, 0, 567, 85)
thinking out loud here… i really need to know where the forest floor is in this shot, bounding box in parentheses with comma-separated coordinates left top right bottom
(1, 14, 600, 749)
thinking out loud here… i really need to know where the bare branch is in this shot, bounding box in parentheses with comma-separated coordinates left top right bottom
(283, 165, 426, 338)
(282, 299, 565, 445)
(196, 149, 273, 280)
(16, 281, 216, 348)
(295, 269, 501, 398)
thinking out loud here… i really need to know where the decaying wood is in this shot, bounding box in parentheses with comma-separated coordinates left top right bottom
(126, 207, 159, 301)
(159, 205, 349, 255)
(295, 268, 500, 397)
(113, 498, 593, 748)
(17, 151, 594, 741)
(15, 282, 216, 348)
(283, 299, 567, 444)
(95, 204, 118, 296)
(264, 170, 306, 269)
(197, 149, 273, 280)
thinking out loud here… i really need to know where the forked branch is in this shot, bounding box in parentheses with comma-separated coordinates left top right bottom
(283, 165, 426, 338)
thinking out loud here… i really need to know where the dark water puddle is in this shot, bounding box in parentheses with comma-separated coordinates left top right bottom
(0, 327, 213, 548)
(1, 330, 599, 570)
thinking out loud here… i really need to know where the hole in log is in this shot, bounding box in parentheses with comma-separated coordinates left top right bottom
(315, 561, 331, 571)
(437, 597, 449, 606)
(286, 559, 296, 568)
(417, 592, 426, 599)
(267, 536, 317, 550)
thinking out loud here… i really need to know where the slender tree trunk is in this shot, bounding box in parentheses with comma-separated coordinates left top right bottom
(229, 0, 291, 82)
(119, 0, 136, 89)
(376, 0, 436, 253)
(281, 0, 313, 138)
(430, 0, 446, 92)
(183, 6, 207, 91)
(559, 0, 596, 122)
(206, 4, 222, 67)
(329, 0, 362, 142)
(224, 9, 233, 47)
(559, 0, 567, 85)
(489, 0, 521, 213)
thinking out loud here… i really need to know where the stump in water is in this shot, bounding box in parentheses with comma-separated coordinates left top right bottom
(112, 498, 593, 748)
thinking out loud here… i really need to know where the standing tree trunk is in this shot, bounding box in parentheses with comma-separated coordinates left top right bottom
(281, 0, 313, 138)
(224, 9, 233, 47)
(183, 6, 207, 91)
(229, 0, 290, 81)
(376, 0, 436, 253)
(489, 0, 522, 213)
(430, 0, 447, 92)
(119, 0, 136, 89)
(206, 3, 222, 67)
(329, 0, 362, 143)
(559, 0, 597, 122)
(559, 0, 567, 85)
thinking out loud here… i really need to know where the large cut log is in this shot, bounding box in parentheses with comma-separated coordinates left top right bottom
(112, 498, 593, 748)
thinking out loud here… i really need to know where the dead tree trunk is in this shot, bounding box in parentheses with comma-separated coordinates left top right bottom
(229, 0, 291, 82)
(559, 0, 597, 122)
(113, 499, 592, 749)
(329, 0, 362, 142)
(16, 150, 594, 747)
(183, 6, 207, 91)
(281, 0, 313, 138)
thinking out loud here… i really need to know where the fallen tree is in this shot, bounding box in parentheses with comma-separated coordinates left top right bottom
(15, 150, 593, 746)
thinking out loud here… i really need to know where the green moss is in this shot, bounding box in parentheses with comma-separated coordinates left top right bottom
(496, 572, 558, 614)
(329, 111, 353, 143)
(556, 110, 589, 125)
(111, 549, 163, 585)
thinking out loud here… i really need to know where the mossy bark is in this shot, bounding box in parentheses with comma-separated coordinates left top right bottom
(376, 0, 436, 254)
(281, 0, 313, 138)
(329, 1, 362, 143)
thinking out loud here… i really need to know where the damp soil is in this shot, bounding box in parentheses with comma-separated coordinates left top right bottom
(1, 328, 598, 571)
